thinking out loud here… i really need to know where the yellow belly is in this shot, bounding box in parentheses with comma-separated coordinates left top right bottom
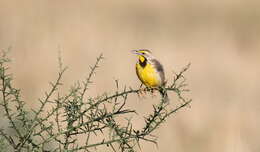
(136, 63, 161, 88)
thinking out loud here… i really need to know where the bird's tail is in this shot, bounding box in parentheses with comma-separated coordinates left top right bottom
(159, 87, 169, 103)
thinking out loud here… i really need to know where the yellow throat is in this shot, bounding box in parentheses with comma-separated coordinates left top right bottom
(136, 55, 161, 88)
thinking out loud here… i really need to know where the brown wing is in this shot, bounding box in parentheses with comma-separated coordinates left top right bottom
(151, 59, 166, 85)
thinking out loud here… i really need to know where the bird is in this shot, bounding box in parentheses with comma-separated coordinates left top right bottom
(132, 49, 168, 101)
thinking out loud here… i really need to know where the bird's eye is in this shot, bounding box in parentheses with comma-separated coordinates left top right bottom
(142, 52, 145, 55)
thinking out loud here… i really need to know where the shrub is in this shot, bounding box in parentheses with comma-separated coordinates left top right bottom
(0, 50, 191, 152)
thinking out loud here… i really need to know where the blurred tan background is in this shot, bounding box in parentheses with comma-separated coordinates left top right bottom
(1, 0, 260, 151)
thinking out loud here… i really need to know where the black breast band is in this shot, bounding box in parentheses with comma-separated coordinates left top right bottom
(139, 58, 147, 68)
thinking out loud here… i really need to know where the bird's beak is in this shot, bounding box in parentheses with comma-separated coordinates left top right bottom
(131, 50, 141, 55)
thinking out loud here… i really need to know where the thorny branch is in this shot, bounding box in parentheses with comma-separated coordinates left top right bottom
(0, 50, 191, 152)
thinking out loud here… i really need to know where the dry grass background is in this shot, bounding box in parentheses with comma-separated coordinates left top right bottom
(1, 0, 260, 151)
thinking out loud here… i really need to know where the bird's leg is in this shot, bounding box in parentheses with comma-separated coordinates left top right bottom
(142, 87, 157, 98)
(137, 84, 146, 98)
(149, 88, 157, 98)
(138, 84, 153, 98)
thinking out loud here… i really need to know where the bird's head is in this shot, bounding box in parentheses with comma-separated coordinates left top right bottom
(132, 49, 153, 62)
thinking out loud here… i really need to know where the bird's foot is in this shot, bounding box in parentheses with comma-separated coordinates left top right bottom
(150, 88, 157, 98)
(137, 87, 146, 98)
(138, 87, 152, 98)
